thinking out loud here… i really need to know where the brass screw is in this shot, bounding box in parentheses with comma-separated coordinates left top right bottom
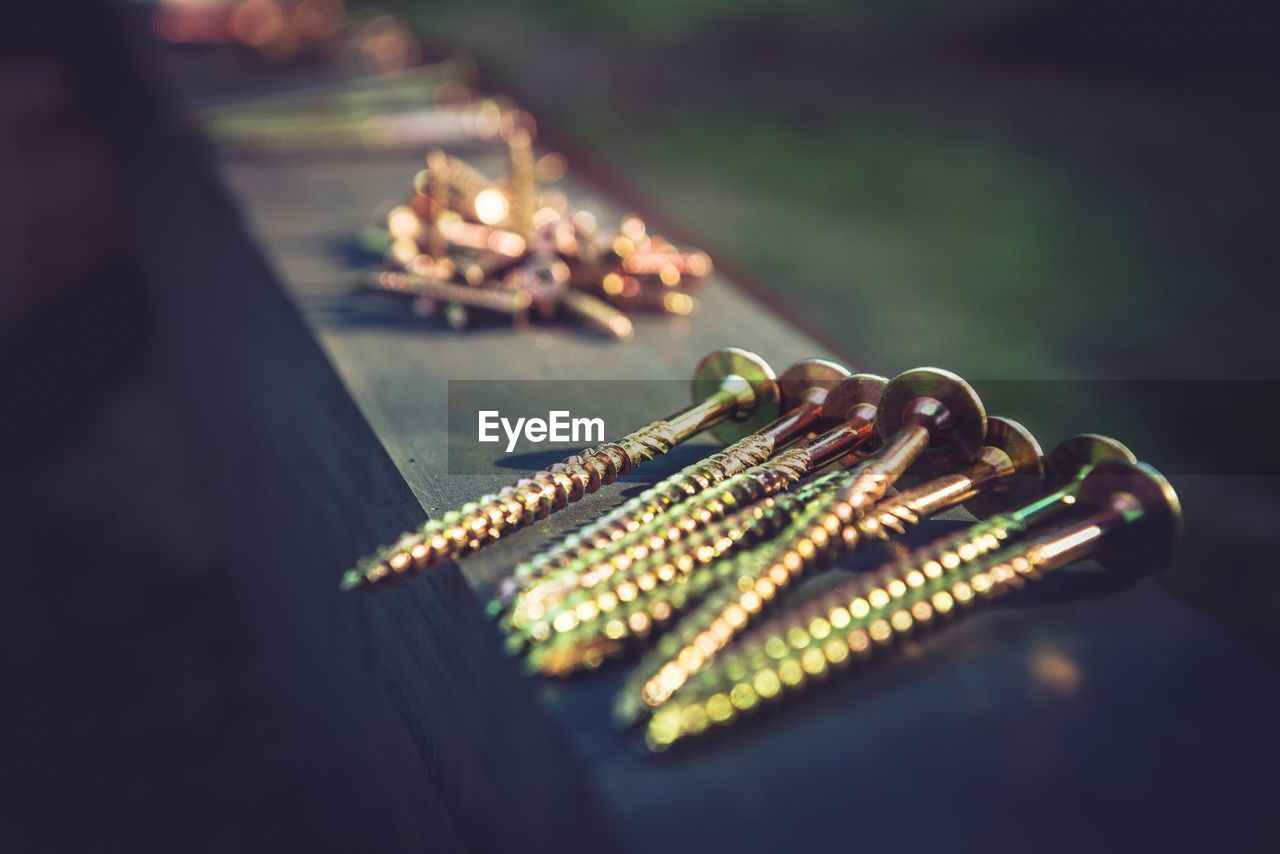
(644, 460, 1182, 751)
(616, 430, 1127, 719)
(453, 253, 520, 287)
(507, 127, 537, 238)
(492, 359, 852, 618)
(522, 472, 846, 674)
(341, 348, 781, 591)
(423, 150, 451, 257)
(620, 251, 714, 280)
(361, 270, 533, 317)
(369, 146, 712, 340)
(607, 417, 1043, 712)
(829, 367, 988, 524)
(433, 212, 527, 258)
(509, 374, 889, 644)
(414, 153, 511, 225)
(559, 289, 635, 341)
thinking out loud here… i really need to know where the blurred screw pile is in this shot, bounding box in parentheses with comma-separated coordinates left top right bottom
(359, 135, 713, 339)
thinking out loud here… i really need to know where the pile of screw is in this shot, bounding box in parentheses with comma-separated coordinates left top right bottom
(341, 348, 1183, 753)
(358, 128, 712, 339)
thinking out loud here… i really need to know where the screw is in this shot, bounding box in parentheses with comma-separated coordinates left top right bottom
(620, 251, 714, 281)
(617, 431, 1128, 717)
(559, 289, 635, 341)
(607, 417, 1043, 712)
(507, 127, 537, 238)
(423, 150, 451, 256)
(341, 348, 781, 591)
(433, 212, 527, 258)
(645, 460, 1182, 751)
(512, 374, 889, 650)
(829, 367, 988, 524)
(601, 274, 699, 315)
(493, 360, 852, 618)
(453, 252, 520, 287)
(361, 270, 534, 316)
(414, 155, 512, 226)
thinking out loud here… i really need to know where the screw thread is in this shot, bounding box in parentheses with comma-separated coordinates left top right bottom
(508, 128, 536, 237)
(522, 482, 834, 676)
(498, 432, 781, 617)
(345, 418, 696, 590)
(620, 251, 713, 277)
(365, 271, 532, 314)
(434, 216, 526, 257)
(559, 289, 634, 340)
(523, 451, 925, 672)
(520, 470, 849, 665)
(441, 155, 494, 200)
(512, 446, 816, 636)
(616, 486, 947, 717)
(643, 515, 1032, 751)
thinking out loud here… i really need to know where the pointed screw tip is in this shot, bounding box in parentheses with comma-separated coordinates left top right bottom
(339, 571, 367, 592)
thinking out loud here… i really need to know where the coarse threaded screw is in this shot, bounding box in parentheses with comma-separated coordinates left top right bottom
(559, 289, 634, 341)
(524, 471, 847, 674)
(433, 213, 527, 258)
(620, 251, 714, 280)
(607, 417, 1043, 712)
(824, 367, 987, 528)
(341, 348, 780, 591)
(423, 150, 451, 256)
(361, 270, 533, 316)
(507, 127, 536, 238)
(414, 154, 511, 225)
(508, 374, 888, 642)
(644, 460, 1182, 751)
(492, 359, 851, 617)
(621, 430, 1127, 717)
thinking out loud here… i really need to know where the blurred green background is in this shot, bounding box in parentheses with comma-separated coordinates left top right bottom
(368, 0, 1279, 657)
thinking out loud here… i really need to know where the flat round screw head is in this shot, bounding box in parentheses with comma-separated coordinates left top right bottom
(776, 358, 852, 413)
(692, 348, 781, 444)
(963, 416, 1046, 518)
(1076, 460, 1183, 578)
(817, 373, 889, 424)
(876, 367, 987, 474)
(1045, 434, 1137, 488)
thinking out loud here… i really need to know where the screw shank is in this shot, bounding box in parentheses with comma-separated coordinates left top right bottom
(803, 413, 877, 470)
(887, 445, 1015, 519)
(665, 378, 755, 442)
(757, 400, 824, 447)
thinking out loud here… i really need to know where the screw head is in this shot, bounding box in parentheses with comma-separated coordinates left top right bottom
(692, 348, 780, 444)
(876, 368, 987, 474)
(818, 373, 888, 424)
(1045, 434, 1136, 488)
(777, 358, 852, 413)
(964, 416, 1045, 518)
(1076, 460, 1183, 577)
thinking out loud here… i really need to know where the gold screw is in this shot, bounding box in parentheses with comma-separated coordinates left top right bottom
(558, 289, 634, 341)
(492, 359, 852, 618)
(507, 127, 536, 238)
(341, 348, 781, 591)
(644, 460, 1182, 751)
(508, 374, 888, 642)
(620, 430, 1128, 717)
(607, 417, 1043, 711)
(361, 270, 533, 316)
